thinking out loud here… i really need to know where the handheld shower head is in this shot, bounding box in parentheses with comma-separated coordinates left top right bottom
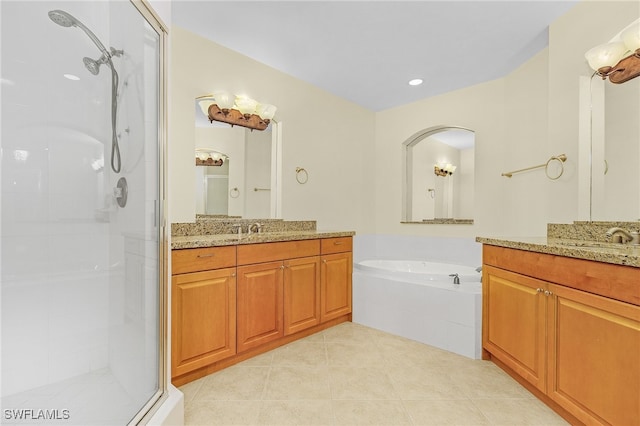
(48, 9, 109, 57)
(48, 10, 76, 27)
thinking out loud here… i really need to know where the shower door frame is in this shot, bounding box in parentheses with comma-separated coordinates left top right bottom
(126, 1, 169, 424)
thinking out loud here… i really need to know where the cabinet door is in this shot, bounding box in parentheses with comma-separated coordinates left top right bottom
(171, 268, 236, 378)
(237, 261, 284, 353)
(320, 252, 352, 322)
(483, 265, 547, 392)
(548, 284, 640, 426)
(284, 256, 321, 335)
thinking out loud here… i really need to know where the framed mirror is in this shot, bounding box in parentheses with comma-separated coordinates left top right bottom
(402, 126, 475, 224)
(194, 102, 282, 218)
(588, 75, 640, 221)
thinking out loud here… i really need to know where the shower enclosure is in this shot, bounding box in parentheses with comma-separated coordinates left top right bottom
(1, 1, 167, 424)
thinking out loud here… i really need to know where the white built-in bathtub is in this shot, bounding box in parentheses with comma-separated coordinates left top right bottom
(353, 259, 482, 359)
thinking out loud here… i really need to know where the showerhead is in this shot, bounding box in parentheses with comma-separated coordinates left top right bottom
(48, 10, 76, 28)
(48, 9, 109, 57)
(83, 57, 101, 75)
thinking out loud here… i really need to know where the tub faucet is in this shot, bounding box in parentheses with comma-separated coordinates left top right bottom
(605, 227, 639, 245)
(449, 273, 460, 285)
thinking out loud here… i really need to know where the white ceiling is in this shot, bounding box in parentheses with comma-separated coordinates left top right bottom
(173, 0, 578, 112)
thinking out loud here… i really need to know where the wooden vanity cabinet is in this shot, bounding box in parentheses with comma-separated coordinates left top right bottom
(483, 265, 547, 392)
(171, 246, 237, 378)
(320, 237, 353, 322)
(236, 260, 284, 353)
(236, 240, 321, 353)
(283, 256, 321, 336)
(482, 245, 640, 426)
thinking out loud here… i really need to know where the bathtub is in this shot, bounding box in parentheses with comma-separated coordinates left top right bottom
(353, 259, 482, 359)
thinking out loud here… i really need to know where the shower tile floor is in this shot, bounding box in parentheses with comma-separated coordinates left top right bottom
(180, 322, 569, 425)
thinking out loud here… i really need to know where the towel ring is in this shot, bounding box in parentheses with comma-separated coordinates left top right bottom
(295, 167, 308, 184)
(229, 187, 240, 198)
(545, 155, 565, 180)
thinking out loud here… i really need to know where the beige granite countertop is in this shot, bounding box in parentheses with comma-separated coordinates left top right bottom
(171, 230, 355, 250)
(476, 236, 640, 268)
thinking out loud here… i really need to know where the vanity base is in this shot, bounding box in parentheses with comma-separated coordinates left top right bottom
(172, 314, 351, 387)
(489, 356, 583, 426)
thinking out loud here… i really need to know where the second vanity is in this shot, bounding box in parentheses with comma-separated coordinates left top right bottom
(477, 222, 639, 426)
(170, 219, 354, 386)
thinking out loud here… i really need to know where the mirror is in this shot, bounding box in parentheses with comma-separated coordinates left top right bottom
(588, 75, 640, 221)
(194, 102, 281, 218)
(402, 126, 475, 223)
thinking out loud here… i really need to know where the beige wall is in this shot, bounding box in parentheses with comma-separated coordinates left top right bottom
(374, 0, 638, 238)
(169, 27, 375, 231)
(169, 1, 638, 235)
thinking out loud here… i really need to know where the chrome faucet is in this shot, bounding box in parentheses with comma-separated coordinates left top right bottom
(232, 224, 243, 236)
(605, 227, 640, 245)
(449, 273, 460, 285)
(248, 222, 263, 234)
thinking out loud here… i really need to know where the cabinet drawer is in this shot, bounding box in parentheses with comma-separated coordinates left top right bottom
(172, 246, 236, 275)
(237, 240, 320, 265)
(321, 237, 352, 254)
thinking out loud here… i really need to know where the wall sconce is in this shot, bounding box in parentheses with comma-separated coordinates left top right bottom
(585, 21, 640, 84)
(196, 92, 277, 131)
(195, 150, 227, 166)
(434, 163, 456, 177)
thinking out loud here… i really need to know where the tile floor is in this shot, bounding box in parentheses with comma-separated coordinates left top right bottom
(180, 322, 568, 425)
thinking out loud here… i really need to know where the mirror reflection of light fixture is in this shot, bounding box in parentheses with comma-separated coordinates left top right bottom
(434, 163, 456, 177)
(585, 21, 640, 84)
(195, 149, 228, 166)
(196, 92, 277, 131)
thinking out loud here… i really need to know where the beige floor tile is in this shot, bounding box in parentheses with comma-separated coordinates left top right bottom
(195, 366, 269, 401)
(329, 366, 398, 400)
(264, 365, 331, 400)
(271, 340, 328, 367)
(326, 340, 387, 368)
(472, 398, 570, 425)
(323, 322, 376, 344)
(238, 350, 274, 367)
(387, 367, 467, 400)
(403, 399, 490, 425)
(451, 363, 534, 399)
(184, 400, 261, 425)
(179, 378, 205, 404)
(256, 400, 334, 425)
(332, 400, 412, 425)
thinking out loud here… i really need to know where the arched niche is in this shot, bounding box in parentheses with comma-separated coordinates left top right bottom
(401, 126, 475, 224)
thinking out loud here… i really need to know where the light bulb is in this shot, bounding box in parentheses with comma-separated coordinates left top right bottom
(213, 92, 235, 111)
(585, 42, 627, 72)
(621, 22, 640, 52)
(235, 97, 258, 117)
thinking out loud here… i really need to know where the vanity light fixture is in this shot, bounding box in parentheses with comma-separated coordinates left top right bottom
(195, 149, 227, 166)
(434, 163, 456, 177)
(585, 21, 640, 84)
(196, 92, 277, 131)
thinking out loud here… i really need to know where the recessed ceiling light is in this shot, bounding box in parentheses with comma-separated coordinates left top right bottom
(64, 74, 80, 81)
(408, 78, 423, 86)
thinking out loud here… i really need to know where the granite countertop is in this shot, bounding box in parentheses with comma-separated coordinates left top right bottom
(171, 230, 355, 250)
(476, 236, 640, 268)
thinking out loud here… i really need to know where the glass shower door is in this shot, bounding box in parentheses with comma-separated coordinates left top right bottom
(1, 1, 166, 424)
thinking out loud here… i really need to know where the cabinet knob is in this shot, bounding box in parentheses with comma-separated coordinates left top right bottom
(197, 254, 214, 258)
(231, 273, 236, 277)
(536, 288, 543, 293)
(544, 290, 553, 296)
(280, 265, 285, 269)
(322, 260, 327, 264)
